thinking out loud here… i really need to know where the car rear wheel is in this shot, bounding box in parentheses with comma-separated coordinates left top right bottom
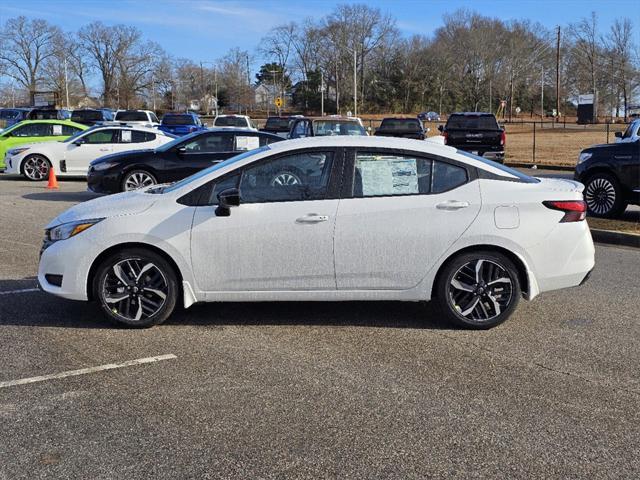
(583, 173, 626, 218)
(434, 251, 521, 329)
(122, 170, 157, 192)
(93, 248, 178, 327)
(22, 155, 51, 181)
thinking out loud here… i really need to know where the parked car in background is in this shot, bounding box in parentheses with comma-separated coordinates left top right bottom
(158, 112, 206, 136)
(0, 108, 30, 130)
(418, 111, 440, 122)
(260, 116, 295, 138)
(39, 136, 594, 328)
(0, 120, 87, 172)
(26, 108, 63, 120)
(288, 116, 367, 139)
(212, 115, 257, 129)
(374, 117, 427, 140)
(574, 123, 639, 218)
(70, 109, 114, 126)
(87, 128, 283, 193)
(114, 110, 160, 127)
(4, 125, 174, 180)
(614, 120, 639, 144)
(438, 112, 505, 163)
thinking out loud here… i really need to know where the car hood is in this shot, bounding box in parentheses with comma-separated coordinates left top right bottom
(91, 148, 156, 166)
(46, 190, 156, 228)
(583, 142, 622, 152)
(19, 140, 66, 152)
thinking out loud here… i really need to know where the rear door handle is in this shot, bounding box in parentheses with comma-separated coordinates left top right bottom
(296, 214, 329, 224)
(436, 200, 470, 211)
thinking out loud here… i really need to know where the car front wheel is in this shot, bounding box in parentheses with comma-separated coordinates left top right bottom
(583, 173, 626, 218)
(22, 155, 51, 181)
(93, 248, 178, 327)
(434, 251, 521, 329)
(122, 170, 157, 192)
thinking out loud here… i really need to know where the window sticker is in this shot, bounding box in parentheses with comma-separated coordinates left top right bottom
(236, 136, 259, 151)
(358, 155, 418, 196)
(121, 130, 132, 143)
(52, 124, 63, 135)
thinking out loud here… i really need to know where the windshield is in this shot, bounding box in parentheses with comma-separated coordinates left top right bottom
(214, 116, 248, 127)
(446, 114, 499, 130)
(163, 146, 271, 193)
(162, 115, 196, 126)
(313, 120, 366, 136)
(456, 150, 540, 183)
(115, 111, 148, 121)
(71, 110, 103, 122)
(380, 119, 421, 131)
(265, 117, 290, 129)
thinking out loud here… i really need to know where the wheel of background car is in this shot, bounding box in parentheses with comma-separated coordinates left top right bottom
(122, 170, 157, 192)
(21, 154, 51, 181)
(93, 248, 178, 327)
(434, 250, 520, 329)
(583, 173, 626, 218)
(270, 171, 302, 187)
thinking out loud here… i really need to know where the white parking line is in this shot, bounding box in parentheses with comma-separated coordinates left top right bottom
(0, 354, 177, 389)
(0, 288, 40, 296)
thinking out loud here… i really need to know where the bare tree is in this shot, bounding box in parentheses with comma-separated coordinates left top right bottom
(607, 18, 635, 120)
(568, 12, 601, 114)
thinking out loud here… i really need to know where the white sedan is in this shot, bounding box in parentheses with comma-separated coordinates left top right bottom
(4, 126, 175, 180)
(38, 136, 595, 328)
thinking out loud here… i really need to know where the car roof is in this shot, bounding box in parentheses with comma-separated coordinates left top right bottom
(13, 119, 86, 126)
(206, 127, 279, 137)
(450, 112, 495, 116)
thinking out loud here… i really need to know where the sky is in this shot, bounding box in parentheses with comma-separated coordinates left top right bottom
(0, 0, 634, 70)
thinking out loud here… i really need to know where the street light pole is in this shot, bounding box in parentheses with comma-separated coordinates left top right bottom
(321, 70, 325, 117)
(353, 48, 357, 117)
(64, 57, 70, 108)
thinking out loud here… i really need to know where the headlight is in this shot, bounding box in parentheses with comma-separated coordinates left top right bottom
(7, 147, 30, 156)
(91, 161, 118, 171)
(46, 218, 104, 243)
(578, 152, 592, 164)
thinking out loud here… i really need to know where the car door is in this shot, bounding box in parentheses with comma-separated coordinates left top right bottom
(334, 149, 481, 290)
(189, 148, 342, 293)
(65, 128, 117, 174)
(163, 132, 235, 180)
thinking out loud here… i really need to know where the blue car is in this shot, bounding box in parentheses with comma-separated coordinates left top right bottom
(158, 112, 207, 136)
(0, 108, 30, 130)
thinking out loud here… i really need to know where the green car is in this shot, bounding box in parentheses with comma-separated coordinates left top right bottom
(0, 120, 87, 170)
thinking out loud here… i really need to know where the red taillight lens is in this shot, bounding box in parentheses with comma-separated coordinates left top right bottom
(443, 131, 448, 144)
(543, 200, 587, 222)
(500, 130, 506, 146)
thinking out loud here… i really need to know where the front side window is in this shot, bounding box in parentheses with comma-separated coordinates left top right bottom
(354, 152, 432, 197)
(240, 151, 334, 203)
(83, 129, 118, 144)
(11, 123, 51, 137)
(183, 134, 234, 153)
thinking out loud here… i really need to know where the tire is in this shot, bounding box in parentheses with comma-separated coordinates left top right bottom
(93, 248, 178, 328)
(583, 173, 626, 218)
(433, 250, 521, 329)
(121, 170, 157, 192)
(21, 154, 51, 181)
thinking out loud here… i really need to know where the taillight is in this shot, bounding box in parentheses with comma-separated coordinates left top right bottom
(543, 200, 587, 222)
(443, 131, 448, 145)
(500, 130, 506, 146)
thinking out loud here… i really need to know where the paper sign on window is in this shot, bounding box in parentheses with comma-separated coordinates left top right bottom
(236, 136, 259, 151)
(358, 156, 418, 196)
(121, 130, 132, 143)
(52, 125, 62, 135)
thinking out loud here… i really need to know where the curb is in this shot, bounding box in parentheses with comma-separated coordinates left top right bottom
(590, 229, 640, 249)
(505, 162, 574, 171)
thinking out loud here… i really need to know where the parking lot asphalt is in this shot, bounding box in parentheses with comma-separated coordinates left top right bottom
(1, 175, 639, 479)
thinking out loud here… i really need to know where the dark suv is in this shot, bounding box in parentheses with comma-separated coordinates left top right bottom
(438, 112, 505, 163)
(574, 120, 640, 218)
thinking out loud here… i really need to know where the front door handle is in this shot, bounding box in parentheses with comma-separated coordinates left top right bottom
(436, 200, 470, 211)
(296, 214, 329, 224)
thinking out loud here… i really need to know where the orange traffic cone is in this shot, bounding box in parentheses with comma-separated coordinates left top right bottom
(46, 166, 59, 190)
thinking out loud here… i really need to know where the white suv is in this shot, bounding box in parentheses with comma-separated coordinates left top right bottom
(114, 110, 160, 127)
(4, 125, 174, 179)
(212, 115, 256, 130)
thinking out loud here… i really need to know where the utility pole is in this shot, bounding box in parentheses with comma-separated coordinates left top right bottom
(320, 70, 325, 117)
(488, 78, 492, 113)
(541, 66, 544, 118)
(152, 78, 156, 112)
(353, 48, 357, 117)
(555, 26, 561, 122)
(64, 57, 70, 108)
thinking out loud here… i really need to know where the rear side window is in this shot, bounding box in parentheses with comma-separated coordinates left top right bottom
(432, 162, 467, 193)
(84, 129, 118, 144)
(11, 123, 51, 136)
(126, 130, 156, 143)
(354, 152, 432, 197)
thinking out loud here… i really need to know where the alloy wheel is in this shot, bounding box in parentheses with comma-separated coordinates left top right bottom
(124, 171, 156, 191)
(584, 177, 616, 215)
(448, 259, 513, 322)
(23, 156, 50, 180)
(100, 258, 168, 322)
(271, 172, 301, 186)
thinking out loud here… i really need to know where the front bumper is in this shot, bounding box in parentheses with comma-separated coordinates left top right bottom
(38, 235, 95, 301)
(87, 167, 121, 194)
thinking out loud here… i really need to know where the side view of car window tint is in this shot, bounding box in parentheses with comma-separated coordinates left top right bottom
(61, 125, 81, 135)
(354, 152, 432, 197)
(12, 124, 51, 137)
(84, 129, 116, 143)
(130, 131, 155, 143)
(184, 134, 233, 153)
(240, 151, 334, 203)
(431, 161, 468, 193)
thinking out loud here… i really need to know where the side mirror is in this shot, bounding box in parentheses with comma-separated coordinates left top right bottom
(437, 125, 443, 132)
(215, 187, 240, 217)
(177, 146, 186, 154)
(614, 131, 623, 138)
